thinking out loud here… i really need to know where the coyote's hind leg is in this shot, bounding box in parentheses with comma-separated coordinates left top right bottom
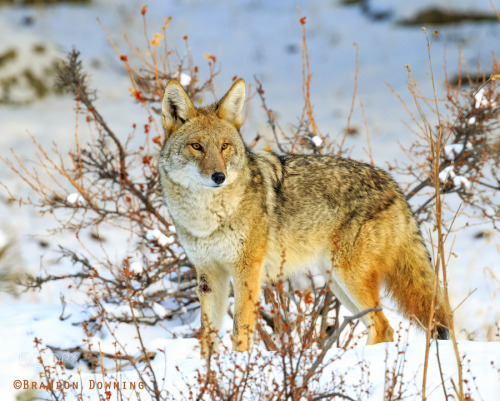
(321, 257, 394, 345)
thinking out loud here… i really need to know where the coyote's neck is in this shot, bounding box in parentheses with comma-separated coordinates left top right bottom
(161, 173, 248, 238)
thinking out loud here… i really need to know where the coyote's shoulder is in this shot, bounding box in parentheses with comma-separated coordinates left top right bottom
(158, 78, 450, 357)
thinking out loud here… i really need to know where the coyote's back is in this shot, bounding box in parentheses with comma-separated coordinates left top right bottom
(158, 78, 451, 356)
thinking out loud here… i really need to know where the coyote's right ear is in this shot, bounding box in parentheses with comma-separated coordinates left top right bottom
(217, 78, 246, 130)
(161, 80, 196, 136)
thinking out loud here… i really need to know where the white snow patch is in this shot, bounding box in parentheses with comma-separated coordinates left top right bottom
(439, 166, 472, 192)
(311, 135, 323, 147)
(129, 261, 143, 274)
(149, 338, 199, 359)
(146, 229, 175, 247)
(179, 72, 192, 86)
(66, 192, 86, 206)
(474, 87, 488, 108)
(439, 166, 455, 183)
(453, 176, 472, 193)
(444, 144, 464, 160)
(151, 302, 169, 318)
(103, 303, 140, 319)
(468, 116, 476, 125)
(444, 143, 473, 160)
(36, 269, 48, 280)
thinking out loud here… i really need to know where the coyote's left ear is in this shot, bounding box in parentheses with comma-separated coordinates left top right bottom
(217, 78, 246, 130)
(162, 80, 196, 136)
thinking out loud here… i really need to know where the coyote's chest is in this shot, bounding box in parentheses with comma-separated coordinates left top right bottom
(164, 186, 246, 269)
(167, 191, 225, 237)
(178, 225, 245, 269)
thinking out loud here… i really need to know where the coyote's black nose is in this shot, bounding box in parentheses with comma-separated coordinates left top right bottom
(211, 172, 226, 185)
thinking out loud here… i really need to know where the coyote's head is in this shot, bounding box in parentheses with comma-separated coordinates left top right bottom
(159, 79, 247, 189)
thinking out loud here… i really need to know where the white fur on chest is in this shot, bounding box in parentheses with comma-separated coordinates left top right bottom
(165, 187, 227, 237)
(177, 225, 244, 269)
(161, 177, 246, 269)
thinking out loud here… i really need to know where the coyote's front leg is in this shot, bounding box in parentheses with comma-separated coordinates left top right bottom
(196, 267, 230, 358)
(232, 259, 263, 351)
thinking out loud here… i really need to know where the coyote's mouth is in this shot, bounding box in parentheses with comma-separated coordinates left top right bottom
(208, 183, 225, 189)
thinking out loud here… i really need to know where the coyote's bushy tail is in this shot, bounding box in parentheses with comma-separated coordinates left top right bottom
(386, 236, 450, 339)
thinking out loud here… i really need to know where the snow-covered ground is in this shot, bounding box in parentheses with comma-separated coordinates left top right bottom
(0, 0, 499, 399)
(2, 302, 499, 400)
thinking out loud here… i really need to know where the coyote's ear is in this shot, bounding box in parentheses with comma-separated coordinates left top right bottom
(217, 78, 246, 130)
(161, 80, 196, 136)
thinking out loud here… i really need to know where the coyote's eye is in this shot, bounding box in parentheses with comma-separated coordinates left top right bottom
(221, 143, 229, 151)
(191, 143, 202, 151)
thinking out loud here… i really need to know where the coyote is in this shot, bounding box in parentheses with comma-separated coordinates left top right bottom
(158, 78, 450, 357)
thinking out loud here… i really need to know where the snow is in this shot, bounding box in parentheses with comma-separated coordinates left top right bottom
(475, 87, 486, 108)
(146, 228, 175, 247)
(3, 301, 499, 399)
(11, 330, 499, 400)
(179, 72, 192, 87)
(103, 303, 136, 319)
(443, 143, 465, 160)
(453, 175, 472, 193)
(129, 261, 143, 274)
(66, 192, 85, 206)
(151, 302, 169, 318)
(0, 0, 499, 400)
(311, 135, 323, 147)
(438, 165, 472, 192)
(439, 165, 455, 183)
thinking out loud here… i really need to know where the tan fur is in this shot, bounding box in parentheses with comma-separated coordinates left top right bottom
(158, 79, 451, 357)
